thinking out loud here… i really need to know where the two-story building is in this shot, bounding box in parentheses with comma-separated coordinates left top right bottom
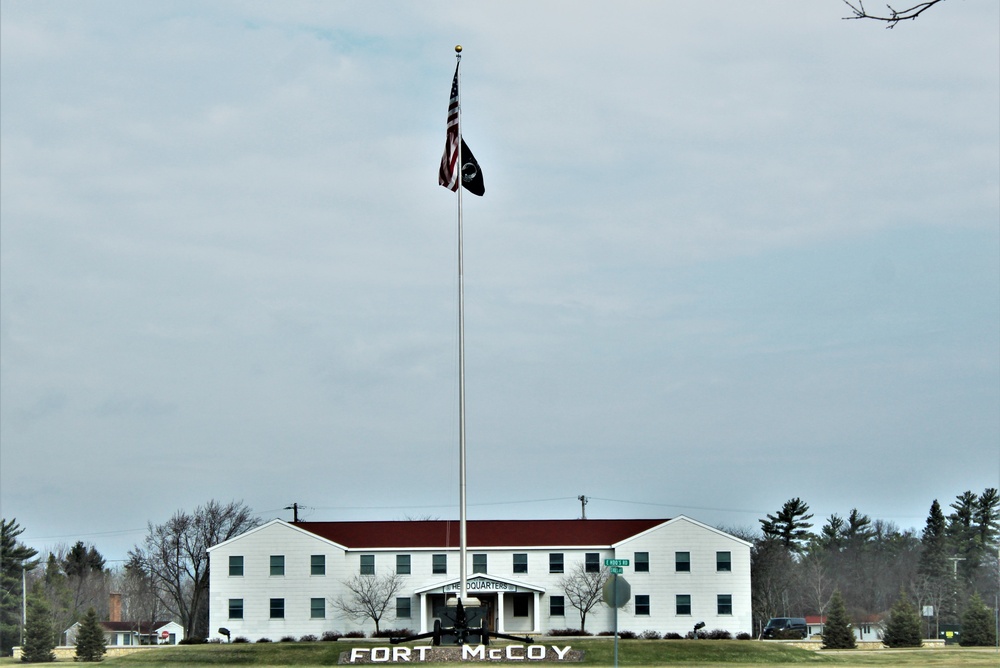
(207, 516, 751, 641)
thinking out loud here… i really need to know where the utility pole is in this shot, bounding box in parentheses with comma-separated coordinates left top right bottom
(284, 503, 300, 522)
(578, 495, 588, 520)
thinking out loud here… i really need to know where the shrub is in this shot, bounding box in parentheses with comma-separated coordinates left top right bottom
(321, 631, 342, 642)
(706, 629, 732, 640)
(279, 635, 297, 642)
(663, 632, 684, 640)
(232, 637, 249, 643)
(547, 628, 592, 636)
(179, 637, 208, 644)
(736, 632, 752, 641)
(343, 630, 366, 638)
(256, 637, 272, 643)
(640, 629, 661, 640)
(299, 634, 318, 642)
(373, 628, 414, 638)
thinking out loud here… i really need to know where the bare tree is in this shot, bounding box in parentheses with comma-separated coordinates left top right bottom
(558, 563, 608, 633)
(128, 500, 260, 638)
(842, 0, 948, 27)
(333, 572, 405, 636)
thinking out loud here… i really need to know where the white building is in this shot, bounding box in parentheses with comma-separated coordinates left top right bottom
(207, 516, 751, 641)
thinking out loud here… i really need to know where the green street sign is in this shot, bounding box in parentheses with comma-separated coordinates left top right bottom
(610, 566, 624, 574)
(604, 559, 630, 567)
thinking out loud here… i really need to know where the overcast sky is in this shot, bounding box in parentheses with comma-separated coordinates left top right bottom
(2, 1, 998, 564)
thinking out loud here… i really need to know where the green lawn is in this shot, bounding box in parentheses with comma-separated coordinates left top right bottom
(3, 640, 998, 666)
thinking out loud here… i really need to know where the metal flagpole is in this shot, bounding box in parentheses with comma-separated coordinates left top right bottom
(454, 44, 468, 603)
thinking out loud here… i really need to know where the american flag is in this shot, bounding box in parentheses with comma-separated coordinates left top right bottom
(438, 63, 460, 191)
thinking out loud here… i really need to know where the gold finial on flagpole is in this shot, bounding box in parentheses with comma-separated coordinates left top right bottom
(455, 44, 462, 53)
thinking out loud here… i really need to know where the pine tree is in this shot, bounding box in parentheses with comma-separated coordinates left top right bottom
(74, 607, 106, 662)
(821, 590, 856, 649)
(959, 592, 997, 647)
(882, 591, 922, 647)
(1, 519, 39, 655)
(21, 594, 56, 663)
(760, 498, 814, 554)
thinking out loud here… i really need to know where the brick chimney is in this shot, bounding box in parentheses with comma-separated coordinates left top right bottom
(109, 592, 122, 622)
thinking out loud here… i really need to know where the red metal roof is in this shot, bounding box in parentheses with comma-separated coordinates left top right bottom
(294, 518, 668, 549)
(100, 621, 173, 633)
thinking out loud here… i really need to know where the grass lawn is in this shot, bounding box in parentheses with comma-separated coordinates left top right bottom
(3, 640, 998, 666)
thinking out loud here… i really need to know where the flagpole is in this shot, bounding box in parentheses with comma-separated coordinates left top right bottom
(454, 44, 468, 604)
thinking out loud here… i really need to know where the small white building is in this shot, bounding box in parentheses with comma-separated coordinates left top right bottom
(64, 620, 184, 646)
(208, 516, 751, 641)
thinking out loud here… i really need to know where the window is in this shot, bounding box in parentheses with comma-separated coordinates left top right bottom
(270, 555, 284, 576)
(229, 555, 244, 576)
(549, 595, 565, 616)
(360, 554, 375, 575)
(634, 552, 649, 573)
(585, 553, 600, 573)
(635, 594, 650, 615)
(432, 554, 447, 574)
(716, 551, 731, 572)
(513, 594, 530, 617)
(270, 598, 285, 619)
(675, 551, 690, 572)
(396, 597, 411, 618)
(717, 594, 732, 615)
(311, 554, 326, 576)
(311, 598, 325, 619)
(513, 553, 528, 574)
(228, 599, 244, 619)
(549, 553, 564, 573)
(473, 553, 487, 574)
(676, 594, 691, 615)
(396, 554, 411, 575)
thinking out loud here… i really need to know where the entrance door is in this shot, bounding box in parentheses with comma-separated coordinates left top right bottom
(476, 595, 495, 632)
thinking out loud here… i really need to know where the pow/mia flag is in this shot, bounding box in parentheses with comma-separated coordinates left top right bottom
(459, 137, 484, 196)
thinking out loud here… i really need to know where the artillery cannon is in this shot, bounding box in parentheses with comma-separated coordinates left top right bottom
(390, 598, 534, 646)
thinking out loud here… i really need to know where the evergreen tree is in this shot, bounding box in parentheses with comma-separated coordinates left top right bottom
(946, 491, 980, 582)
(74, 607, 106, 662)
(821, 590, 856, 649)
(761, 498, 814, 555)
(919, 501, 948, 579)
(1, 518, 39, 655)
(972, 488, 999, 553)
(21, 594, 56, 663)
(959, 592, 997, 647)
(40, 554, 73, 647)
(882, 591, 922, 647)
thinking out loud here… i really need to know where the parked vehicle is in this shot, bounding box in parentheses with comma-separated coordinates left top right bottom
(760, 617, 808, 639)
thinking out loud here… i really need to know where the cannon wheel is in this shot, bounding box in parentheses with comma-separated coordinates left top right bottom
(432, 619, 442, 646)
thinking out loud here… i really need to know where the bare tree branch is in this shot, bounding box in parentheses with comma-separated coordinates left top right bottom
(558, 563, 608, 633)
(333, 572, 405, 635)
(842, 0, 948, 28)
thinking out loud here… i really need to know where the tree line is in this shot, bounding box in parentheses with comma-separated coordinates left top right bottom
(736, 489, 999, 638)
(1, 500, 260, 654)
(3, 491, 997, 653)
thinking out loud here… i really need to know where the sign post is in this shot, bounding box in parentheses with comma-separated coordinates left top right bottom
(603, 560, 631, 668)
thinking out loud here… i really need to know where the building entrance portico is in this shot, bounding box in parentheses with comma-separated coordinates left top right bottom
(415, 574, 545, 635)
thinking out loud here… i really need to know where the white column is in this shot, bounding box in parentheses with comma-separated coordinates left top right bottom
(532, 592, 541, 634)
(496, 593, 505, 633)
(419, 593, 428, 634)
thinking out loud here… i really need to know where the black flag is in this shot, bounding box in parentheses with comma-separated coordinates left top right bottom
(460, 138, 485, 196)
